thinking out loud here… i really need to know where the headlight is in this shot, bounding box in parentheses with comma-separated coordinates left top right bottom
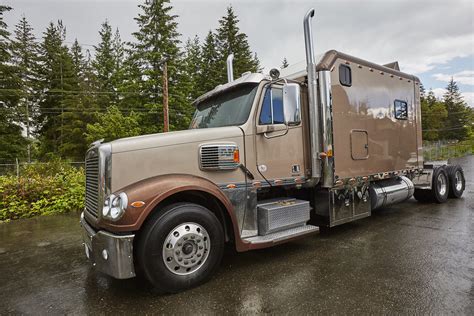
(102, 192, 128, 221)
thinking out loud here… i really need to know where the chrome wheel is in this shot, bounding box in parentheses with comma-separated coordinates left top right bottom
(454, 170, 463, 191)
(437, 173, 447, 196)
(162, 222, 210, 276)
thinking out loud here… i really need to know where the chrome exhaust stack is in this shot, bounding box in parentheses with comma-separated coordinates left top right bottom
(303, 8, 322, 181)
(226, 53, 234, 82)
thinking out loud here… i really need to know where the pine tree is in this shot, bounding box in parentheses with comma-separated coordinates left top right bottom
(128, 0, 183, 133)
(182, 36, 202, 100)
(59, 41, 98, 160)
(111, 28, 125, 106)
(93, 20, 116, 109)
(197, 31, 220, 94)
(281, 57, 289, 69)
(443, 78, 470, 140)
(36, 21, 78, 157)
(421, 89, 447, 141)
(0, 5, 27, 161)
(215, 6, 260, 83)
(11, 15, 40, 157)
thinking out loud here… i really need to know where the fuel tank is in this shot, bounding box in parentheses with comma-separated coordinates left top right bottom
(369, 176, 414, 210)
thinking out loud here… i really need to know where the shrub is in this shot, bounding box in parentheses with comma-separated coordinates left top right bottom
(0, 160, 85, 222)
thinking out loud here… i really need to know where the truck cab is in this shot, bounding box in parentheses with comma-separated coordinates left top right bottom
(80, 9, 466, 293)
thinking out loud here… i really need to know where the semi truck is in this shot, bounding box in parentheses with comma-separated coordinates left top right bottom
(80, 8, 466, 293)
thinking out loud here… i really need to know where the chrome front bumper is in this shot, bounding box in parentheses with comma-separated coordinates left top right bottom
(80, 212, 136, 279)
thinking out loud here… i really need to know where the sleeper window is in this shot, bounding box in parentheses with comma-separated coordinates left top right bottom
(339, 64, 352, 87)
(259, 87, 284, 125)
(394, 100, 408, 120)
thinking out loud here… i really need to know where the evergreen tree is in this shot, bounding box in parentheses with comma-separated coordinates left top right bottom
(93, 20, 116, 108)
(111, 27, 125, 106)
(197, 31, 220, 94)
(36, 21, 78, 157)
(281, 57, 289, 69)
(0, 5, 27, 161)
(182, 36, 202, 100)
(128, 0, 184, 133)
(421, 89, 447, 141)
(443, 78, 470, 140)
(11, 15, 40, 152)
(59, 41, 98, 160)
(215, 6, 260, 83)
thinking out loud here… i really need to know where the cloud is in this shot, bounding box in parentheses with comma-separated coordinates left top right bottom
(431, 88, 474, 107)
(433, 70, 474, 86)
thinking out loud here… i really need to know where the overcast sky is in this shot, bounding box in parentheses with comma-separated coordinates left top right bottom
(4, 0, 474, 106)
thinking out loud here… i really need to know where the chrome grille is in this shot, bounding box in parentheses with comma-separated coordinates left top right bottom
(85, 150, 100, 218)
(199, 144, 239, 170)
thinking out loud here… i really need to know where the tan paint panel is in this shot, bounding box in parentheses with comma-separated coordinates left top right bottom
(254, 126, 305, 181)
(331, 59, 420, 179)
(111, 127, 246, 191)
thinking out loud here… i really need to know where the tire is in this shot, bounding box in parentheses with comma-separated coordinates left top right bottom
(445, 165, 465, 198)
(414, 167, 449, 204)
(136, 202, 224, 293)
(413, 189, 431, 203)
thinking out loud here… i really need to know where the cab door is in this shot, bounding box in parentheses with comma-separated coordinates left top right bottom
(255, 84, 306, 184)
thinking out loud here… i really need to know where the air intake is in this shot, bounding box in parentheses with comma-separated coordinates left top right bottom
(199, 144, 240, 170)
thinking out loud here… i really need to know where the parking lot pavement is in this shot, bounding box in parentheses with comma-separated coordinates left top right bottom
(1, 156, 473, 314)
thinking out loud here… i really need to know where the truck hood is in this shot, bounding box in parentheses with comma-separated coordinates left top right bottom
(110, 126, 244, 154)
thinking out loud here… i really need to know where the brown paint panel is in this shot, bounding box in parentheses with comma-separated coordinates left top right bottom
(330, 58, 420, 180)
(93, 174, 250, 251)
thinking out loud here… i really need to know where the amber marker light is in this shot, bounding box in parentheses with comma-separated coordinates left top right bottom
(131, 201, 145, 208)
(233, 149, 240, 164)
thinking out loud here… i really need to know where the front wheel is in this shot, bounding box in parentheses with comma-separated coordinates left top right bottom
(136, 203, 224, 293)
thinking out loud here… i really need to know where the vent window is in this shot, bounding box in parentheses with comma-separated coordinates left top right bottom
(339, 64, 352, 87)
(394, 100, 408, 120)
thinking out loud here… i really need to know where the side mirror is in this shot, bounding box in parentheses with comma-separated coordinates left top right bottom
(283, 83, 301, 125)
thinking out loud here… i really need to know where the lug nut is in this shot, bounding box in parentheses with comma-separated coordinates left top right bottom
(176, 250, 180, 255)
(184, 260, 188, 264)
(191, 259, 195, 263)
(197, 253, 201, 257)
(177, 243, 182, 247)
(191, 235, 195, 239)
(184, 237, 188, 241)
(178, 257, 182, 261)
(199, 246, 203, 250)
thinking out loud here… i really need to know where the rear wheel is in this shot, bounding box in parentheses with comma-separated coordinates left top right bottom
(414, 167, 449, 204)
(445, 165, 465, 198)
(136, 202, 224, 293)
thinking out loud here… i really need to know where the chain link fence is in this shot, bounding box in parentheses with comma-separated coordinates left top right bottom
(0, 160, 85, 176)
(422, 140, 474, 161)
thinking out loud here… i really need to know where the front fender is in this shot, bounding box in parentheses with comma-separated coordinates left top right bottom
(99, 174, 240, 240)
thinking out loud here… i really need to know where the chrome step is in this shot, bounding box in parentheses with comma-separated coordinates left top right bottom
(243, 225, 319, 245)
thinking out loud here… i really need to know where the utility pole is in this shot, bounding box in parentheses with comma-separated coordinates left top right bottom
(163, 60, 169, 133)
(25, 96, 31, 163)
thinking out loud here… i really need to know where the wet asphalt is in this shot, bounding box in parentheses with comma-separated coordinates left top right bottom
(1, 156, 473, 315)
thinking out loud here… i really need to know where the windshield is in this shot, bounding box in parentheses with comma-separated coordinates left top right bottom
(190, 84, 258, 129)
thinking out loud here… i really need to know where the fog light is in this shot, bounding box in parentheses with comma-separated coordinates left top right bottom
(102, 249, 108, 260)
